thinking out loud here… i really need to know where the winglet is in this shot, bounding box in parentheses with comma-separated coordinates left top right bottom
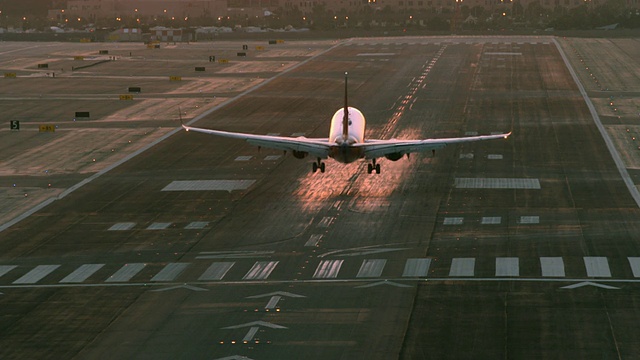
(342, 72, 349, 141)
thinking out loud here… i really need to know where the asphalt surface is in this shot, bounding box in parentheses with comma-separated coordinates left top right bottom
(1, 36, 640, 359)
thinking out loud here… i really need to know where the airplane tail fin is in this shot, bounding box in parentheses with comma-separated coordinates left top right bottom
(342, 72, 349, 141)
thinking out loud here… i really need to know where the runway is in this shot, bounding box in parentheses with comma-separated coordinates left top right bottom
(1, 36, 640, 359)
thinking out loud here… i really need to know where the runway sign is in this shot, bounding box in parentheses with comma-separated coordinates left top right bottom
(170, 76, 182, 81)
(195, 67, 205, 72)
(39, 124, 55, 133)
(119, 94, 134, 100)
(4, 72, 16, 78)
(218, 59, 229, 64)
(10, 120, 19, 131)
(256, 46, 264, 51)
(74, 56, 84, 60)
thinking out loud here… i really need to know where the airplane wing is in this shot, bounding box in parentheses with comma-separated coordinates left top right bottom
(182, 124, 332, 159)
(357, 132, 511, 159)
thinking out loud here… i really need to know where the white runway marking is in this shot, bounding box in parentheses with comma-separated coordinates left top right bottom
(403, 258, 431, 277)
(151, 263, 189, 282)
(487, 154, 503, 160)
(519, 216, 540, 224)
(263, 155, 281, 161)
(0, 265, 17, 279)
(13, 265, 60, 284)
(108, 222, 136, 231)
(482, 217, 502, 225)
(485, 52, 522, 56)
(357, 259, 387, 278)
(243, 261, 279, 280)
(444, 217, 464, 225)
(162, 180, 256, 192)
(199, 262, 234, 281)
(60, 264, 104, 283)
(357, 53, 396, 56)
(185, 221, 209, 229)
(496, 257, 519, 277)
(317, 216, 334, 228)
(628, 257, 640, 277)
(105, 263, 146, 282)
(146, 222, 171, 230)
(449, 258, 475, 277)
(455, 178, 541, 189)
(234, 156, 252, 161)
(584, 257, 612, 277)
(540, 257, 565, 277)
(313, 260, 343, 279)
(305, 234, 323, 247)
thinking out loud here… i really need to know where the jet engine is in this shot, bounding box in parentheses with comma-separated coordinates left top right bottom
(292, 150, 308, 159)
(384, 152, 403, 161)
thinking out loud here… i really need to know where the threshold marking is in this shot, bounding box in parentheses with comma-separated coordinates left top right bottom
(496, 257, 519, 277)
(449, 258, 475, 277)
(13, 265, 60, 284)
(108, 222, 136, 231)
(541, 257, 565, 277)
(146, 222, 171, 230)
(243, 261, 279, 280)
(162, 180, 256, 192)
(482, 217, 502, 225)
(60, 264, 104, 283)
(106, 263, 146, 282)
(199, 262, 235, 281)
(444, 217, 464, 225)
(313, 260, 343, 279)
(305, 234, 323, 247)
(185, 221, 209, 230)
(455, 178, 541, 189)
(403, 258, 431, 277)
(584, 257, 611, 278)
(628, 257, 640, 277)
(0, 265, 17, 279)
(151, 263, 189, 282)
(357, 259, 387, 278)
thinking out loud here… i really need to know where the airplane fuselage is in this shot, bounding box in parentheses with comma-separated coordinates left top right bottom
(328, 107, 366, 164)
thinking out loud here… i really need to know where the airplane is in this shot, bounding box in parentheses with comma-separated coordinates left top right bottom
(181, 72, 511, 174)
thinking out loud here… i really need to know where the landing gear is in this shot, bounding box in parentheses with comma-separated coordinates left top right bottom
(367, 159, 381, 174)
(312, 158, 326, 173)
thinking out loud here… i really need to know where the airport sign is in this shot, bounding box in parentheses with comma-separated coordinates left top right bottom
(39, 124, 55, 133)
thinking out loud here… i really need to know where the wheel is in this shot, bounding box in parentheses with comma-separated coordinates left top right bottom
(375, 164, 381, 174)
(320, 162, 326, 173)
(367, 163, 373, 174)
(312, 162, 318, 173)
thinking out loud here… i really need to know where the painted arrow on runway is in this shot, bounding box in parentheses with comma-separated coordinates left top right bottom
(355, 280, 412, 288)
(561, 282, 620, 290)
(246, 291, 306, 299)
(223, 321, 288, 343)
(222, 321, 287, 330)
